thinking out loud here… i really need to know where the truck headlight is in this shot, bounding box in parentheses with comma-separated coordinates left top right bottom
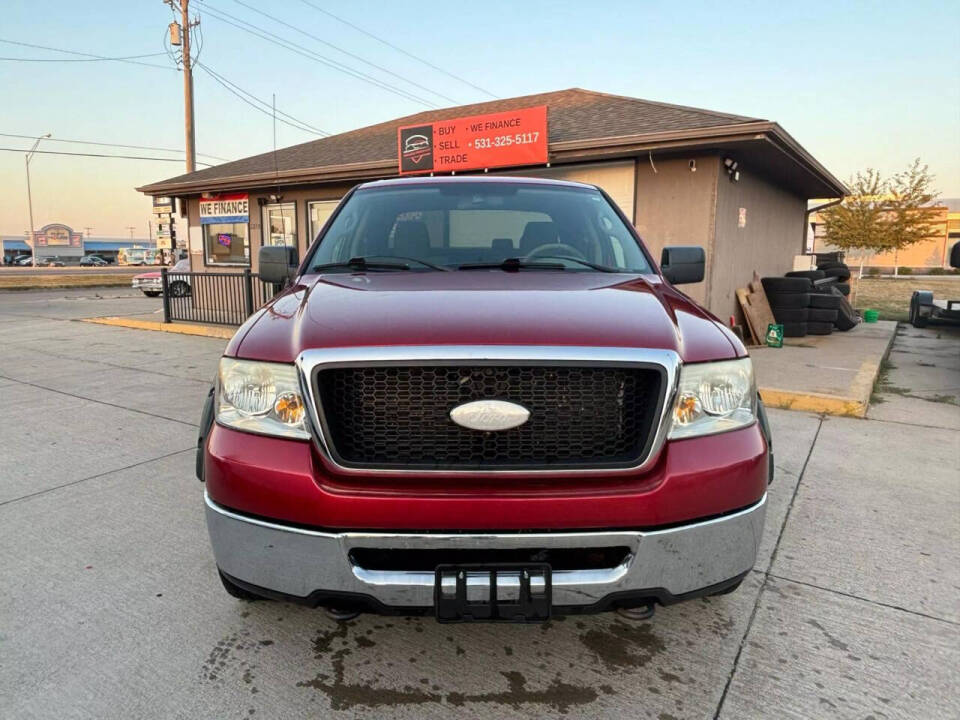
(668, 358, 756, 439)
(216, 357, 309, 440)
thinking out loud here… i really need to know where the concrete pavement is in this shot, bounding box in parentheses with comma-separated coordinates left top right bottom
(1, 288, 957, 719)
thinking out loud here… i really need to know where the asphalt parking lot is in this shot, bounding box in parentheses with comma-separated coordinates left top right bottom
(1, 288, 958, 719)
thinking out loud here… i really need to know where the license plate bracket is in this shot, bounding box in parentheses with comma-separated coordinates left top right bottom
(434, 563, 551, 623)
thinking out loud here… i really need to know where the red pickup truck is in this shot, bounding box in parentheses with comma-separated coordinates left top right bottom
(199, 176, 772, 623)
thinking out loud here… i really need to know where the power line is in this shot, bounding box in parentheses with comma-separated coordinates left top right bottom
(0, 52, 168, 63)
(192, 1, 438, 108)
(226, 0, 459, 104)
(0, 38, 173, 70)
(194, 62, 329, 137)
(297, 0, 497, 99)
(0, 132, 229, 161)
(0, 148, 213, 165)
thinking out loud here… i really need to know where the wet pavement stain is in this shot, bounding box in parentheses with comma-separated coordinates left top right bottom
(579, 620, 666, 669)
(296, 621, 613, 714)
(200, 629, 274, 699)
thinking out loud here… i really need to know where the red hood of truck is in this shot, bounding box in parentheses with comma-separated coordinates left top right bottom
(229, 271, 743, 363)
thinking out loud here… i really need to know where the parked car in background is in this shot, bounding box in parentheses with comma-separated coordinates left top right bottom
(13, 255, 34, 266)
(200, 176, 773, 623)
(38, 256, 65, 267)
(80, 255, 109, 266)
(132, 258, 191, 298)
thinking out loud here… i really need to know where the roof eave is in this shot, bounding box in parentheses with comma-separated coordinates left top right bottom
(137, 121, 845, 199)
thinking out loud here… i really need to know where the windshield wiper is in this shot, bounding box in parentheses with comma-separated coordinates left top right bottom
(312, 257, 412, 272)
(356, 255, 452, 271)
(527, 255, 620, 273)
(458, 257, 567, 272)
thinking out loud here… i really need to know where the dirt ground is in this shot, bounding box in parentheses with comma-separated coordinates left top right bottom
(851, 275, 960, 321)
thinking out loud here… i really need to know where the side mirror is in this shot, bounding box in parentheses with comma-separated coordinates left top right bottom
(661, 246, 705, 285)
(259, 245, 299, 285)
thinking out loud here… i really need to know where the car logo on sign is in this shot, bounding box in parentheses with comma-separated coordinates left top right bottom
(449, 400, 530, 432)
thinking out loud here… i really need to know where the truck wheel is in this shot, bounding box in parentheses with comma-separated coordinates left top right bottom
(833, 283, 850, 296)
(831, 288, 859, 330)
(218, 570, 264, 601)
(143, 291, 160, 298)
(806, 321, 834, 335)
(781, 322, 808, 337)
(822, 266, 851, 281)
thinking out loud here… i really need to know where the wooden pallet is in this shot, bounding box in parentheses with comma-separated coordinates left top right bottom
(736, 273, 776, 345)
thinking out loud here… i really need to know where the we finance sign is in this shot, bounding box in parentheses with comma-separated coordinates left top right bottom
(398, 106, 547, 175)
(199, 193, 249, 225)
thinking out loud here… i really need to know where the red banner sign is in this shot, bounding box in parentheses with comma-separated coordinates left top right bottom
(398, 105, 548, 175)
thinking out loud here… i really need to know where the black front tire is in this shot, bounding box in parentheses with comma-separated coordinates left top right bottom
(142, 291, 160, 298)
(218, 570, 263, 601)
(169, 280, 190, 298)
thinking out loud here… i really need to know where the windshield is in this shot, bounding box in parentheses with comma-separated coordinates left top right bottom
(306, 182, 651, 273)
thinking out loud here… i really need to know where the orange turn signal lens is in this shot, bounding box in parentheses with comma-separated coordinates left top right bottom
(274, 392, 305, 425)
(674, 393, 702, 425)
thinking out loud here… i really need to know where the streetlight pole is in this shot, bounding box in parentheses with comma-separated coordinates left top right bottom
(25, 133, 51, 267)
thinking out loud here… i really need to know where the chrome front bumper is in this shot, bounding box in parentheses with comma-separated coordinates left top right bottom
(205, 493, 766, 609)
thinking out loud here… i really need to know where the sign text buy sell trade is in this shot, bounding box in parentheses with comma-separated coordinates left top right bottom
(398, 106, 547, 175)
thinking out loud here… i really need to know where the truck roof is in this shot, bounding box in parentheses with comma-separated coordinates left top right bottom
(357, 175, 597, 191)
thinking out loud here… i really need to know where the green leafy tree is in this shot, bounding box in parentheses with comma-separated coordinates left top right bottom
(819, 159, 940, 278)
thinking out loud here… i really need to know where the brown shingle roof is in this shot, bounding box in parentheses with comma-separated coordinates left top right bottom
(143, 88, 763, 190)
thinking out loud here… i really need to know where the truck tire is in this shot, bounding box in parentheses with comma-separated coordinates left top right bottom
(785, 270, 826, 280)
(807, 321, 833, 335)
(823, 266, 851, 281)
(808, 293, 842, 309)
(781, 322, 808, 337)
(831, 288, 859, 331)
(772, 307, 809, 323)
(834, 283, 850, 296)
(809, 308, 839, 323)
(761, 277, 814, 293)
(764, 292, 810, 309)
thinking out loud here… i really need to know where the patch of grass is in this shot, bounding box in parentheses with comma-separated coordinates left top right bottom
(851, 276, 960, 322)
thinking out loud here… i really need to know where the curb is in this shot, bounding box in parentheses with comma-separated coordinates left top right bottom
(80, 316, 235, 339)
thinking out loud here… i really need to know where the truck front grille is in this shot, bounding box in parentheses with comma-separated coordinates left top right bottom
(314, 364, 664, 470)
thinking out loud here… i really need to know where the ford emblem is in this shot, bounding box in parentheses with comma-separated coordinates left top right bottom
(449, 400, 530, 432)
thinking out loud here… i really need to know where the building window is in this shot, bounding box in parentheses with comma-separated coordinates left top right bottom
(262, 203, 296, 246)
(204, 223, 249, 265)
(308, 200, 340, 245)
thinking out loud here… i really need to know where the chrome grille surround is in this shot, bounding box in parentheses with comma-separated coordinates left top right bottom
(296, 346, 681, 476)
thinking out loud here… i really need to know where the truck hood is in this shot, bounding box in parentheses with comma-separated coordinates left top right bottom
(231, 271, 742, 363)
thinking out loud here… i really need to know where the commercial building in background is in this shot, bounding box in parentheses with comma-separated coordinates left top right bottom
(1, 224, 156, 265)
(809, 199, 960, 271)
(138, 88, 845, 319)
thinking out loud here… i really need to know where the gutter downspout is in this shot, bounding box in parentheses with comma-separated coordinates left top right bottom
(804, 198, 843, 255)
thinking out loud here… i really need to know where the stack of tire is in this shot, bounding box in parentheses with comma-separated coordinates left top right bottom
(761, 270, 858, 337)
(811, 259, 852, 296)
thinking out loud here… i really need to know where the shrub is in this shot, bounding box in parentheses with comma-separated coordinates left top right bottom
(929, 267, 947, 275)
(898, 266, 912, 275)
(866, 267, 881, 276)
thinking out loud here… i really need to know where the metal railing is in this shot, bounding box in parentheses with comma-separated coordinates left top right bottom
(161, 268, 278, 326)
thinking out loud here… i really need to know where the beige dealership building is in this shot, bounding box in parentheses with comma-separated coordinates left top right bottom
(138, 88, 845, 319)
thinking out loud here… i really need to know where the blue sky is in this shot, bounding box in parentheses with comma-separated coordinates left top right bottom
(1, 0, 958, 236)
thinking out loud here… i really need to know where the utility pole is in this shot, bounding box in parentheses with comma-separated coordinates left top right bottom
(83, 227, 93, 237)
(127, 226, 136, 239)
(166, 0, 198, 173)
(25, 133, 51, 267)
